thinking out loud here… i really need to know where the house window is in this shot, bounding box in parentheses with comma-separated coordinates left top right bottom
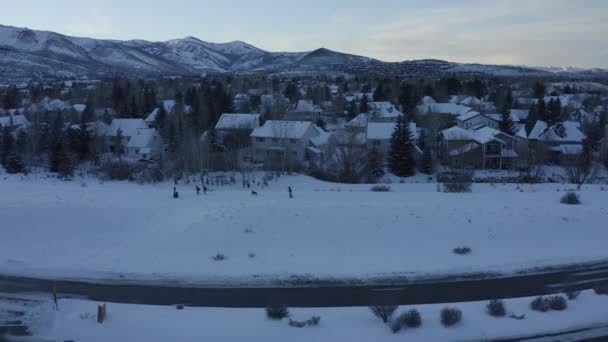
(486, 143, 501, 155)
(256, 137, 265, 142)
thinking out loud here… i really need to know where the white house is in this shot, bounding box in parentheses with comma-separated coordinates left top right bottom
(251, 120, 324, 167)
(214, 113, 261, 148)
(286, 100, 323, 122)
(526, 120, 586, 162)
(107, 119, 162, 160)
(440, 126, 519, 169)
(417, 103, 474, 117)
(126, 128, 163, 160)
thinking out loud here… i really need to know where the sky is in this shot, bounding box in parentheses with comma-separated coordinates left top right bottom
(1, 0, 607, 68)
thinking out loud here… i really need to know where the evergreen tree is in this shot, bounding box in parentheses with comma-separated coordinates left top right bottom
(373, 84, 386, 101)
(526, 103, 538, 135)
(420, 147, 433, 175)
(533, 81, 545, 99)
(418, 129, 427, 151)
(347, 99, 358, 120)
(499, 106, 515, 135)
(546, 98, 561, 125)
(6, 152, 25, 174)
(388, 116, 416, 177)
(537, 99, 547, 122)
(359, 95, 369, 114)
(366, 146, 384, 182)
(1, 126, 14, 166)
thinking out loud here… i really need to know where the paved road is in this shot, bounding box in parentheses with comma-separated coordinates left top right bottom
(1, 261, 608, 308)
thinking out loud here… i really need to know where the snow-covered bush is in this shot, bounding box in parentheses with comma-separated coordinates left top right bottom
(370, 185, 391, 192)
(565, 290, 580, 300)
(440, 169, 473, 193)
(211, 253, 227, 261)
(549, 296, 568, 311)
(440, 307, 462, 327)
(530, 297, 550, 312)
(369, 305, 398, 323)
(266, 306, 289, 320)
(594, 285, 608, 295)
(560, 191, 581, 205)
(453, 246, 472, 255)
(487, 299, 506, 317)
(389, 310, 421, 333)
(307, 316, 320, 326)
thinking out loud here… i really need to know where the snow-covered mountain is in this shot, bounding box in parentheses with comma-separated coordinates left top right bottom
(0, 25, 606, 82)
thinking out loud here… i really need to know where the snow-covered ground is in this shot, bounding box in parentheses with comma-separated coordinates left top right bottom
(14, 290, 608, 342)
(1, 173, 607, 285)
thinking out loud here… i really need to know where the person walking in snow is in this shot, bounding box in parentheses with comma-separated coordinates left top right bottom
(196, 185, 201, 196)
(52, 284, 59, 310)
(173, 187, 179, 199)
(203, 185, 208, 195)
(288, 186, 293, 199)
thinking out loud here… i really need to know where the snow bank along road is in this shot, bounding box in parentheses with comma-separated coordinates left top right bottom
(1, 260, 608, 307)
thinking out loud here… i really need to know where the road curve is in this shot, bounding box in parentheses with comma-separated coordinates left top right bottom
(1, 261, 608, 308)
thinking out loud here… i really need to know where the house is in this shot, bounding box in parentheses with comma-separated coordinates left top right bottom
(368, 102, 403, 122)
(126, 128, 163, 160)
(106, 119, 151, 156)
(366, 122, 420, 161)
(440, 126, 519, 169)
(0, 114, 30, 131)
(214, 113, 261, 148)
(285, 100, 323, 122)
(526, 120, 586, 163)
(251, 120, 324, 167)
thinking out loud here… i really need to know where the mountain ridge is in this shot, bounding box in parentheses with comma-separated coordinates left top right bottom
(0, 25, 606, 81)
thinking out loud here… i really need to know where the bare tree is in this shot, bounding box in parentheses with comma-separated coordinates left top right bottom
(564, 141, 596, 186)
(325, 130, 367, 183)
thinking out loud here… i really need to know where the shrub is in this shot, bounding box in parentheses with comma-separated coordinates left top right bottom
(565, 290, 580, 300)
(440, 307, 462, 327)
(369, 305, 398, 323)
(453, 246, 472, 255)
(266, 306, 289, 320)
(440, 170, 473, 193)
(99, 161, 134, 180)
(288, 319, 306, 328)
(176, 304, 184, 310)
(560, 192, 581, 205)
(307, 316, 320, 326)
(370, 185, 391, 192)
(530, 297, 550, 312)
(549, 296, 568, 311)
(212, 253, 227, 261)
(487, 299, 506, 317)
(594, 285, 608, 295)
(390, 318, 404, 333)
(6, 152, 25, 174)
(403, 309, 422, 328)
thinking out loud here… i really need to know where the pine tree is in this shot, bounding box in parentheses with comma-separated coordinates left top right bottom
(420, 147, 433, 174)
(359, 95, 369, 114)
(6, 152, 25, 174)
(1, 126, 14, 166)
(499, 106, 515, 135)
(366, 146, 384, 182)
(526, 103, 538, 136)
(537, 99, 547, 122)
(388, 116, 416, 177)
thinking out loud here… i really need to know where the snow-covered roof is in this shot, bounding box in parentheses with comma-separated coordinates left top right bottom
(459, 96, 482, 106)
(0, 114, 29, 128)
(310, 126, 332, 147)
(420, 96, 436, 105)
(109, 118, 148, 137)
(366, 122, 418, 140)
(127, 128, 160, 149)
(417, 103, 473, 116)
(457, 111, 482, 122)
(369, 102, 403, 118)
(510, 109, 529, 121)
(72, 104, 86, 113)
(294, 100, 320, 112)
(347, 113, 368, 128)
(145, 108, 159, 123)
(251, 120, 316, 139)
(528, 120, 585, 143)
(441, 126, 507, 145)
(215, 113, 260, 130)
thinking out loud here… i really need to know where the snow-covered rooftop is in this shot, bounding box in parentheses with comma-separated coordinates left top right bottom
(127, 128, 160, 149)
(0, 114, 29, 128)
(417, 103, 473, 116)
(368, 101, 403, 118)
(109, 118, 148, 137)
(251, 120, 316, 139)
(215, 113, 261, 130)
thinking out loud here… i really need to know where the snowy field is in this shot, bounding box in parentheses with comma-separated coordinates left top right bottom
(0, 173, 607, 285)
(15, 290, 608, 342)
